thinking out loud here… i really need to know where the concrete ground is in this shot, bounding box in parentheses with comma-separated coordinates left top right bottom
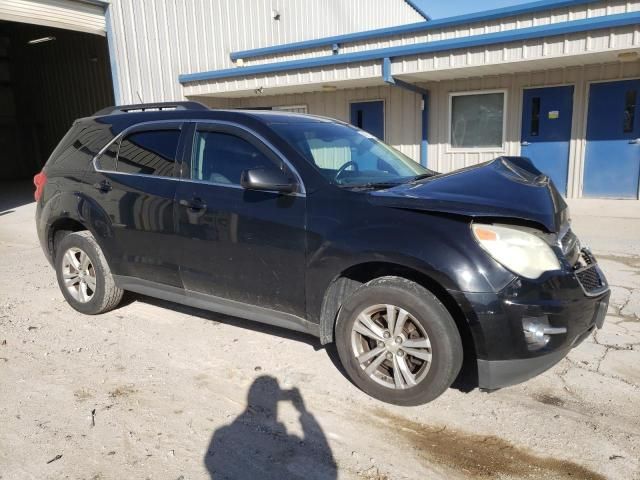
(0, 181, 639, 480)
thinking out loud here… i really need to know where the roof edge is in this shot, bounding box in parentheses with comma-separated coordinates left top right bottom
(229, 0, 600, 62)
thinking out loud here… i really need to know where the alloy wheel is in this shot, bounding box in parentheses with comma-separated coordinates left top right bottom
(350, 304, 432, 389)
(61, 247, 96, 303)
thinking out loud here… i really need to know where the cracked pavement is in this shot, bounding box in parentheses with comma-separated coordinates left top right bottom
(0, 184, 639, 479)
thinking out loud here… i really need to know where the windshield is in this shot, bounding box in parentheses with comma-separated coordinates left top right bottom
(271, 121, 435, 187)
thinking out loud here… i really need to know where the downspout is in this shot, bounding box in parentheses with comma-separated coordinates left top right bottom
(382, 57, 430, 167)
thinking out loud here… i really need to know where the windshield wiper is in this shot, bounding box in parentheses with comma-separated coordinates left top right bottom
(340, 181, 402, 190)
(408, 173, 435, 182)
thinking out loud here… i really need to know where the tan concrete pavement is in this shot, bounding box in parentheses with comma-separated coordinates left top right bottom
(1, 183, 639, 480)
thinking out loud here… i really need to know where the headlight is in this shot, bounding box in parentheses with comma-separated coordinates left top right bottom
(472, 223, 561, 279)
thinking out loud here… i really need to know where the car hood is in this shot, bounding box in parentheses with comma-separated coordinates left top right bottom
(368, 156, 568, 233)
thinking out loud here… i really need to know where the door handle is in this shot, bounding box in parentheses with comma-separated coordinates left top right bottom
(179, 198, 207, 210)
(93, 180, 112, 193)
(629, 138, 640, 144)
(521, 141, 531, 147)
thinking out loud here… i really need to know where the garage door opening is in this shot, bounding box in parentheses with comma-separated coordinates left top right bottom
(0, 21, 114, 181)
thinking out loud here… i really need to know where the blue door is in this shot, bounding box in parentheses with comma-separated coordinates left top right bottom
(350, 101, 384, 140)
(521, 86, 574, 195)
(583, 79, 640, 198)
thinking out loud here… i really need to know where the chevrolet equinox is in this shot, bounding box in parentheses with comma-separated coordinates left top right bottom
(35, 102, 610, 405)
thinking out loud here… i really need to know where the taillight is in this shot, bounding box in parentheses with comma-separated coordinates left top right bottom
(33, 171, 47, 202)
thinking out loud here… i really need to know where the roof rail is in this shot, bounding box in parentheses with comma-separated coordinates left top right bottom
(94, 101, 209, 116)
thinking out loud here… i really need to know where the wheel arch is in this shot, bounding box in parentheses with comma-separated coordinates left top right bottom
(47, 217, 90, 261)
(40, 188, 116, 264)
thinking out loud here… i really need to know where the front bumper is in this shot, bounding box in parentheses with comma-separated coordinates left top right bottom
(477, 348, 570, 391)
(450, 249, 610, 390)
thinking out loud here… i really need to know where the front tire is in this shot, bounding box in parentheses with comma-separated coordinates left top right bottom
(335, 276, 463, 405)
(55, 231, 123, 315)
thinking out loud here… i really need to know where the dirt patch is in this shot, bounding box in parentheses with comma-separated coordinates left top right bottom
(533, 393, 565, 407)
(74, 389, 94, 401)
(108, 385, 137, 398)
(373, 409, 604, 479)
(357, 466, 391, 480)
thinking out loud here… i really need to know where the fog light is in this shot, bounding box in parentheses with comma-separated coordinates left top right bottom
(522, 316, 567, 350)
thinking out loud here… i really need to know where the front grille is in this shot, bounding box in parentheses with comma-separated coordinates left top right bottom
(576, 266, 604, 293)
(574, 248, 607, 295)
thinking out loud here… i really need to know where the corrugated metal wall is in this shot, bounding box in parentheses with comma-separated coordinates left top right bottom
(108, 0, 424, 104)
(182, 0, 640, 98)
(394, 24, 640, 78)
(238, 0, 640, 65)
(183, 23, 640, 97)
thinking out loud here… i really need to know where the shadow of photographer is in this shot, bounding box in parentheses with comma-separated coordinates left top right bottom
(204, 375, 337, 479)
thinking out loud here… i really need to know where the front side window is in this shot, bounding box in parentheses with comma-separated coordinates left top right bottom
(271, 121, 432, 187)
(192, 131, 281, 185)
(117, 130, 180, 176)
(450, 92, 505, 149)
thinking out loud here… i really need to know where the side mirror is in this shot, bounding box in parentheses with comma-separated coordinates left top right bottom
(240, 167, 297, 194)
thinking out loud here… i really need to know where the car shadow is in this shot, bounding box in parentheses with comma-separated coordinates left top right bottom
(204, 376, 338, 480)
(127, 292, 352, 382)
(128, 293, 474, 395)
(130, 293, 323, 347)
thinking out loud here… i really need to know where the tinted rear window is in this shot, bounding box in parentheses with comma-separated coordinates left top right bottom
(117, 130, 180, 176)
(47, 124, 115, 171)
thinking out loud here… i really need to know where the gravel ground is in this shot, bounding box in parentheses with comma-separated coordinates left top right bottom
(1, 182, 639, 480)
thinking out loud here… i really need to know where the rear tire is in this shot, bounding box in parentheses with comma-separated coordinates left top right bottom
(55, 231, 123, 315)
(335, 276, 463, 405)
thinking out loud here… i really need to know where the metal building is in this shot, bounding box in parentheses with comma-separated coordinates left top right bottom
(2, 0, 640, 199)
(177, 0, 640, 199)
(0, 0, 425, 180)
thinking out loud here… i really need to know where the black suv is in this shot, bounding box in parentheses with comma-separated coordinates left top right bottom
(35, 102, 609, 405)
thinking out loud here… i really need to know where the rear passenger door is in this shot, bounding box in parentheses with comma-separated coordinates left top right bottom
(89, 122, 186, 287)
(175, 122, 307, 318)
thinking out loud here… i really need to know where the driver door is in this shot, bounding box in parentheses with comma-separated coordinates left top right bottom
(175, 122, 307, 318)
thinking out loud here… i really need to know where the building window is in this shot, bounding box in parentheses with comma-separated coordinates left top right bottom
(273, 105, 308, 114)
(449, 91, 506, 150)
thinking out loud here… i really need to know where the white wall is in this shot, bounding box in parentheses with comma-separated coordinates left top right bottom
(240, 0, 640, 66)
(183, 0, 640, 98)
(107, 0, 424, 104)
